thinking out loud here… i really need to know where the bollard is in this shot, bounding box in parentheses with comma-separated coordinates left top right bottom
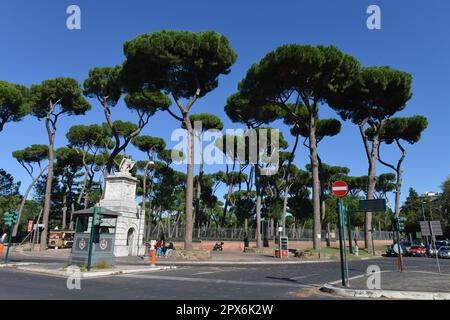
(354, 245, 359, 257)
(151, 248, 156, 267)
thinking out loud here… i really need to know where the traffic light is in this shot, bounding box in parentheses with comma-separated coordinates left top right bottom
(3, 211, 19, 227)
(391, 216, 398, 231)
(93, 207, 103, 226)
(391, 215, 407, 232)
(398, 217, 407, 232)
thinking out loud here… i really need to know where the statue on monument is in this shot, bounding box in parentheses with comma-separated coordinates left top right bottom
(118, 157, 135, 175)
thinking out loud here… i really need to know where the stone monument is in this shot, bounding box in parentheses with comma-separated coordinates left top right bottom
(99, 157, 146, 257)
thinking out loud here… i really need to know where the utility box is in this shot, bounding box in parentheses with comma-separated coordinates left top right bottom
(275, 236, 289, 258)
(69, 208, 120, 267)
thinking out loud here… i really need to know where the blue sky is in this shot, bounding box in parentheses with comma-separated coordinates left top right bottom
(0, 0, 449, 206)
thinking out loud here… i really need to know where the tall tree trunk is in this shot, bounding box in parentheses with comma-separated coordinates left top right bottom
(255, 166, 263, 248)
(12, 166, 47, 237)
(365, 137, 379, 252)
(359, 121, 382, 252)
(281, 185, 290, 237)
(221, 183, 233, 226)
(195, 136, 203, 231)
(394, 140, 406, 218)
(183, 114, 194, 250)
(62, 205, 67, 230)
(40, 115, 56, 251)
(309, 111, 322, 251)
(142, 163, 148, 240)
(77, 153, 89, 206)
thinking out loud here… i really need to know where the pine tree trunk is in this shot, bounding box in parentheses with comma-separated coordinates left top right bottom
(40, 115, 55, 251)
(309, 111, 322, 251)
(183, 114, 194, 250)
(12, 167, 47, 237)
(365, 138, 379, 252)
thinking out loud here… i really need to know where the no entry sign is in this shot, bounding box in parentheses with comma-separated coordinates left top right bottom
(332, 181, 349, 198)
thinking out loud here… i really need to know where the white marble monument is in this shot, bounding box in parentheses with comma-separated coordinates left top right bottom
(99, 158, 146, 257)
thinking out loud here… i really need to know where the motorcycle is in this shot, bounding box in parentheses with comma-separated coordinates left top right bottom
(213, 242, 224, 251)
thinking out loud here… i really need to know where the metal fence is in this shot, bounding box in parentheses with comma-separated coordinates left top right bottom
(147, 225, 393, 242)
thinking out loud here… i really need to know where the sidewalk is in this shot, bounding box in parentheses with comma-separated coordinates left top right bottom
(322, 271, 450, 300)
(10, 249, 383, 266)
(118, 251, 383, 265)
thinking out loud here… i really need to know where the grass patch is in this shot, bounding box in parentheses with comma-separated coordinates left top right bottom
(301, 245, 387, 260)
(92, 261, 112, 270)
(60, 262, 112, 272)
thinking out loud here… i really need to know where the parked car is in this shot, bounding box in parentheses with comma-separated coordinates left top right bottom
(428, 241, 448, 257)
(437, 246, 450, 259)
(386, 243, 407, 257)
(406, 245, 426, 257)
(402, 242, 412, 254)
(48, 230, 74, 249)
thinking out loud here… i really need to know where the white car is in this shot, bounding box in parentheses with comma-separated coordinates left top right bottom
(438, 246, 450, 259)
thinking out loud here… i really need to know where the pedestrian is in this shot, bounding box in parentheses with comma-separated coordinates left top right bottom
(161, 234, 166, 255)
(354, 234, 359, 256)
(156, 240, 162, 257)
(165, 242, 174, 257)
(243, 232, 249, 251)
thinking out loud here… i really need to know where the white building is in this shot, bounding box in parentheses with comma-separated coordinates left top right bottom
(99, 163, 146, 257)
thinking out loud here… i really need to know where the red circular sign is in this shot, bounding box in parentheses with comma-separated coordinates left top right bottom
(332, 181, 349, 198)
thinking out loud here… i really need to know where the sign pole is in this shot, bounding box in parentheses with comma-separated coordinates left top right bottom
(428, 220, 441, 274)
(346, 207, 353, 254)
(87, 207, 98, 271)
(4, 225, 13, 264)
(337, 198, 349, 287)
(395, 224, 403, 272)
(371, 229, 376, 257)
(278, 228, 282, 259)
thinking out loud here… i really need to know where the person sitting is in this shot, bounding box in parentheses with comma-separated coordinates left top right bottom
(155, 240, 162, 257)
(165, 242, 174, 257)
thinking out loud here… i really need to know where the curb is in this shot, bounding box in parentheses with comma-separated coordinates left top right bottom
(12, 264, 176, 279)
(321, 283, 450, 300)
(0, 262, 38, 268)
(150, 259, 335, 266)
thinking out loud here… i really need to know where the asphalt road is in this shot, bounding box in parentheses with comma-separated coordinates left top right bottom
(1, 255, 449, 300)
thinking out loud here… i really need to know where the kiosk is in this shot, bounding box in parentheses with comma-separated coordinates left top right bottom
(69, 208, 120, 267)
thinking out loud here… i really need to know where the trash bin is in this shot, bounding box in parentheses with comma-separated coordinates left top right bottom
(275, 249, 289, 258)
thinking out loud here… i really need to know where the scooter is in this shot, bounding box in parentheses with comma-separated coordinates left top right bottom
(213, 242, 224, 251)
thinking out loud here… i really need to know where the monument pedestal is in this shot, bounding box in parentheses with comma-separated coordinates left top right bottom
(99, 173, 145, 257)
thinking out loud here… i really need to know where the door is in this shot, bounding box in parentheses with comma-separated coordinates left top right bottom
(127, 228, 135, 256)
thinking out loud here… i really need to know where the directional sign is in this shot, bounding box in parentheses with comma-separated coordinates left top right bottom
(27, 220, 33, 233)
(359, 199, 386, 212)
(332, 181, 348, 198)
(419, 221, 443, 236)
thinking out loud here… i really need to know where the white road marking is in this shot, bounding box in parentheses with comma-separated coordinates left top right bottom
(119, 273, 315, 288)
(191, 271, 221, 276)
(290, 274, 319, 280)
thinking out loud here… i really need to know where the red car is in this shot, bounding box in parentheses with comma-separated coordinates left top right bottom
(407, 245, 426, 257)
